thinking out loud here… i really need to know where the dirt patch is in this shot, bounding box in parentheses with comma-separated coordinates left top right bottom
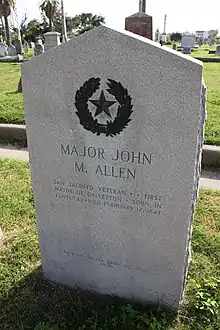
(203, 214, 217, 233)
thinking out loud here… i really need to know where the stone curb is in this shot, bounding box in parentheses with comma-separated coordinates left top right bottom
(195, 58, 220, 62)
(0, 123, 26, 141)
(202, 145, 220, 167)
(0, 124, 220, 167)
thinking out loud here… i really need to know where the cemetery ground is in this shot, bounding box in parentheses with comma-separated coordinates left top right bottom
(0, 60, 220, 146)
(0, 158, 219, 330)
(190, 47, 220, 58)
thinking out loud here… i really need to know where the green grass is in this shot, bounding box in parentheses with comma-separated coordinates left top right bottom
(166, 44, 220, 58)
(0, 49, 33, 124)
(0, 158, 219, 329)
(0, 63, 24, 124)
(23, 48, 34, 59)
(203, 63, 220, 145)
(0, 50, 220, 146)
(190, 45, 220, 58)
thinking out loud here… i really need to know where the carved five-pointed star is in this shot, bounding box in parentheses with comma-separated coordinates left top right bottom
(89, 90, 116, 118)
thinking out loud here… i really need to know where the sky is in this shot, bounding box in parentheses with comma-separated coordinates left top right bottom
(16, 0, 220, 35)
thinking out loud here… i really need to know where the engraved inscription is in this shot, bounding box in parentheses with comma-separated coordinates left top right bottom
(52, 179, 164, 216)
(61, 143, 153, 180)
(63, 249, 154, 274)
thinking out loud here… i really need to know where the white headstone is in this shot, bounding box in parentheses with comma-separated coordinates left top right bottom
(161, 33, 167, 43)
(34, 43, 44, 56)
(12, 39, 22, 54)
(181, 34, 196, 48)
(8, 44, 17, 56)
(182, 47, 192, 54)
(21, 26, 206, 310)
(0, 41, 6, 57)
(216, 45, 220, 56)
(44, 32, 61, 52)
(24, 41, 29, 53)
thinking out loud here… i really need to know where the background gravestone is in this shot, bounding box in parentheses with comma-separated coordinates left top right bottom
(24, 41, 29, 53)
(182, 47, 192, 54)
(0, 41, 6, 57)
(12, 39, 22, 54)
(34, 43, 44, 56)
(22, 26, 206, 310)
(44, 32, 61, 52)
(216, 45, 220, 56)
(29, 42, 35, 49)
(181, 34, 196, 48)
(8, 44, 16, 56)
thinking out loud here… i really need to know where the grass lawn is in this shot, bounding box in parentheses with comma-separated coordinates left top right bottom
(0, 63, 24, 124)
(203, 63, 220, 145)
(0, 49, 33, 125)
(0, 53, 220, 146)
(0, 158, 219, 329)
(191, 46, 220, 58)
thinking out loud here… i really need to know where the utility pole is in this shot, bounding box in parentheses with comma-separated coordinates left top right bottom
(61, 0, 68, 43)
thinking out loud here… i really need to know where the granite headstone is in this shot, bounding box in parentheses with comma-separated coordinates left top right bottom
(216, 45, 220, 56)
(8, 44, 17, 56)
(21, 26, 206, 310)
(34, 43, 44, 56)
(24, 40, 29, 53)
(181, 34, 196, 48)
(12, 39, 22, 54)
(182, 47, 192, 54)
(0, 41, 6, 57)
(44, 32, 61, 52)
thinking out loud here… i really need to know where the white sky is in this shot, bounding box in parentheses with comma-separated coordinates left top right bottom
(16, 0, 220, 34)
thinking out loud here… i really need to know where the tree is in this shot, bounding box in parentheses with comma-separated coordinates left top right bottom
(209, 30, 218, 38)
(40, 0, 60, 32)
(19, 14, 28, 38)
(170, 32, 182, 43)
(21, 11, 105, 42)
(11, 13, 28, 40)
(68, 13, 105, 35)
(0, 16, 5, 39)
(0, 0, 15, 45)
(23, 19, 43, 42)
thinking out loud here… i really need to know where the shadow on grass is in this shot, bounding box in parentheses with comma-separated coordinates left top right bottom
(0, 267, 175, 329)
(0, 136, 27, 148)
(5, 91, 20, 95)
(9, 63, 22, 65)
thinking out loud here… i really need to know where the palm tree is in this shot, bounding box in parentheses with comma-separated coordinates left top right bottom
(40, 0, 59, 32)
(0, 0, 15, 45)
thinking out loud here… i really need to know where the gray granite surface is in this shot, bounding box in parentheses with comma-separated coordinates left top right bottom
(21, 25, 204, 310)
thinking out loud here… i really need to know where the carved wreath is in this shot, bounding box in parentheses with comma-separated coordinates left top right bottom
(75, 77, 133, 137)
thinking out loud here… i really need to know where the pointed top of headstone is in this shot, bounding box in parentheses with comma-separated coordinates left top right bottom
(23, 25, 202, 69)
(126, 12, 151, 18)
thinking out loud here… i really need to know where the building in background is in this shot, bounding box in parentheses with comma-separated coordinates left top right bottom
(125, 0, 153, 40)
(195, 30, 218, 44)
(195, 31, 209, 39)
